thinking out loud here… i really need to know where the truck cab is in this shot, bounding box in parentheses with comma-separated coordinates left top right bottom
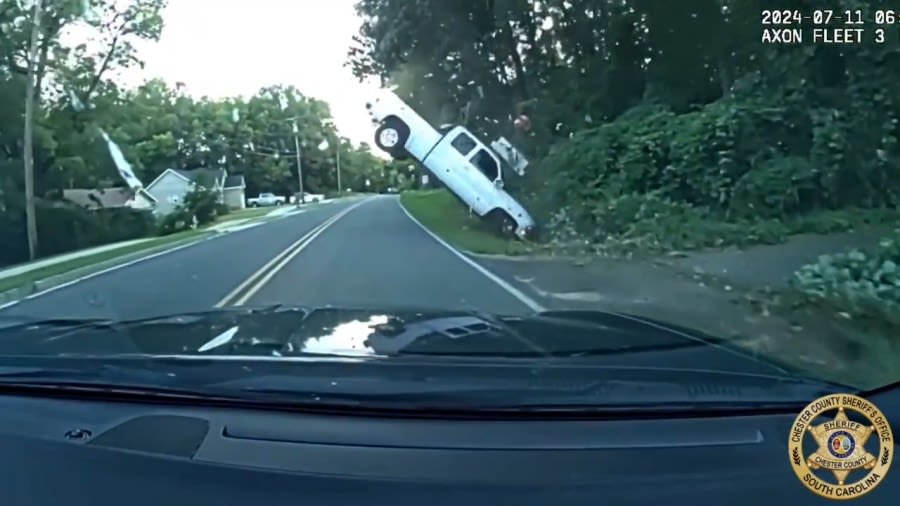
(424, 126, 532, 225)
(366, 91, 535, 236)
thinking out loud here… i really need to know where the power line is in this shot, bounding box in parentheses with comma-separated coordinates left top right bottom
(243, 149, 299, 158)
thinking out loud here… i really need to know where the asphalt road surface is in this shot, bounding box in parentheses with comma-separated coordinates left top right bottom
(0, 196, 539, 323)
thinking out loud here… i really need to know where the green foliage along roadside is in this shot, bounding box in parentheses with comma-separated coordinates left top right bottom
(0, 0, 398, 267)
(157, 185, 228, 236)
(349, 0, 900, 348)
(400, 190, 535, 255)
(777, 232, 900, 382)
(0, 206, 155, 268)
(349, 0, 900, 252)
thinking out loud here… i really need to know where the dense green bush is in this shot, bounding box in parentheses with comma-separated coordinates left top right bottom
(510, 38, 900, 368)
(157, 186, 228, 236)
(157, 208, 196, 236)
(0, 204, 155, 268)
(527, 72, 900, 253)
(785, 230, 900, 376)
(543, 192, 789, 256)
(791, 232, 900, 326)
(182, 186, 227, 226)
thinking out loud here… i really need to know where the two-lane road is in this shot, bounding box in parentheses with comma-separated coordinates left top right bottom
(0, 196, 540, 323)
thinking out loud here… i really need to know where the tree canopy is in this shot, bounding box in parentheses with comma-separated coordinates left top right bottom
(348, 0, 900, 249)
(0, 0, 396, 264)
(348, 0, 900, 369)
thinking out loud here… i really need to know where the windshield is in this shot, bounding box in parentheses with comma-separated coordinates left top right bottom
(0, 0, 896, 408)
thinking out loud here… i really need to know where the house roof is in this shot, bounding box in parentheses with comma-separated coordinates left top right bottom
(174, 168, 227, 185)
(62, 187, 136, 210)
(224, 174, 245, 188)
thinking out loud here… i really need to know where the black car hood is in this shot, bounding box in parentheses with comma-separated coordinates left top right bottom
(0, 305, 800, 378)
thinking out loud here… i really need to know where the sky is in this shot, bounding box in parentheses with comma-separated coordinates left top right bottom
(131, 0, 382, 147)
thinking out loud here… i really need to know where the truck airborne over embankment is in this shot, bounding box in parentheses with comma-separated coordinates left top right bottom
(365, 90, 535, 238)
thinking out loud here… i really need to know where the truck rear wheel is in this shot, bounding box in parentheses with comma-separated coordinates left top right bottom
(485, 209, 516, 237)
(375, 117, 410, 158)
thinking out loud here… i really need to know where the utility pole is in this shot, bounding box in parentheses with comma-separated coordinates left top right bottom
(336, 143, 342, 194)
(23, 0, 44, 261)
(291, 119, 304, 204)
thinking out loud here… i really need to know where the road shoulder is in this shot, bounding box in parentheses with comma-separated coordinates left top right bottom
(399, 191, 886, 386)
(0, 230, 216, 308)
(0, 206, 299, 304)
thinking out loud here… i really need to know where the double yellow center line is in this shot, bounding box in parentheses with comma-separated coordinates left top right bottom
(214, 201, 366, 307)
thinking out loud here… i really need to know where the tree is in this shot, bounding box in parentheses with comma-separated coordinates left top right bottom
(1, 0, 167, 259)
(22, 0, 44, 260)
(346, 0, 900, 245)
(0, 1, 389, 267)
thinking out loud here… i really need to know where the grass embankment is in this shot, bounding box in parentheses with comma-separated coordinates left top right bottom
(222, 206, 276, 220)
(0, 228, 209, 293)
(325, 190, 358, 199)
(400, 189, 537, 255)
(0, 203, 281, 295)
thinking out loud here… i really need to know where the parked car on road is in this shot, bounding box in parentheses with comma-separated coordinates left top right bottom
(290, 192, 324, 204)
(246, 192, 285, 207)
(365, 90, 534, 237)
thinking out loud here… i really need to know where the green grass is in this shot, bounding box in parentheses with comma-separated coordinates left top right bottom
(0, 229, 209, 293)
(400, 190, 537, 255)
(0, 207, 272, 294)
(222, 206, 276, 220)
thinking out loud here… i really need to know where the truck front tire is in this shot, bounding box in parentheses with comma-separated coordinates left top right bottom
(485, 208, 516, 238)
(375, 118, 410, 158)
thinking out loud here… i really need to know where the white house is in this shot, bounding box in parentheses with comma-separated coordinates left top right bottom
(144, 168, 247, 216)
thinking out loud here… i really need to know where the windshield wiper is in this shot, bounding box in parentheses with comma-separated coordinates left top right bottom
(0, 379, 253, 405)
(0, 364, 178, 386)
(465, 309, 547, 354)
(221, 374, 836, 413)
(0, 317, 116, 332)
(190, 385, 814, 418)
(0, 365, 254, 403)
(0, 305, 303, 331)
(464, 399, 813, 417)
(0, 366, 832, 418)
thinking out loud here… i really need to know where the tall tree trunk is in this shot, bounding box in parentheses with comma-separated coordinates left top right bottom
(23, 0, 44, 261)
(504, 20, 530, 101)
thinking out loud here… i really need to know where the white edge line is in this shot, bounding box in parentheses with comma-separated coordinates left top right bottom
(0, 235, 219, 311)
(0, 212, 287, 311)
(217, 221, 265, 233)
(395, 198, 546, 313)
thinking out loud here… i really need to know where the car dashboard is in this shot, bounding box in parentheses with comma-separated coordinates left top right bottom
(1, 387, 896, 505)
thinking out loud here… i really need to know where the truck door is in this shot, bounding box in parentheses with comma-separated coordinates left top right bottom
(424, 130, 490, 215)
(469, 148, 501, 182)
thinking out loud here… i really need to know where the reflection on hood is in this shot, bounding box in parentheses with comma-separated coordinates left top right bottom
(0, 306, 798, 378)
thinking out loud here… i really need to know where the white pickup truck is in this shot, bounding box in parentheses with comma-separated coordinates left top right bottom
(365, 91, 535, 237)
(290, 192, 324, 204)
(246, 192, 285, 207)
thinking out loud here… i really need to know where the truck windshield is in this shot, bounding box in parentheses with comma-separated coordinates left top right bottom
(470, 149, 499, 180)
